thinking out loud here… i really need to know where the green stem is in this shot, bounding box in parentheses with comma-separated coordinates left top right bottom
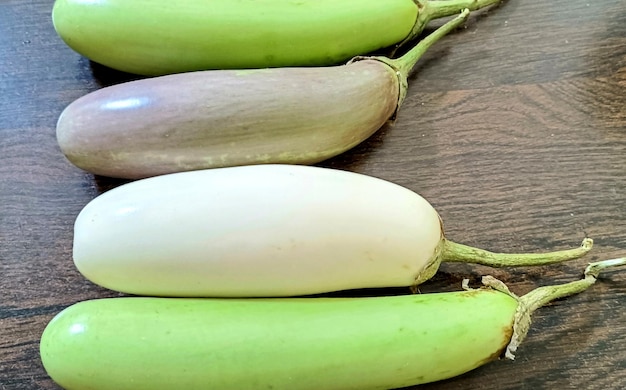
(389, 8, 470, 79)
(393, 0, 503, 56)
(522, 257, 626, 313)
(442, 238, 594, 267)
(356, 9, 469, 115)
(412, 238, 593, 288)
(484, 257, 626, 359)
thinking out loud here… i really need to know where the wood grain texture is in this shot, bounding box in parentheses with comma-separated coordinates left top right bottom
(1, 0, 625, 389)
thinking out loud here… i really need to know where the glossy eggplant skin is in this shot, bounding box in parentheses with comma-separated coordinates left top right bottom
(51, 0, 418, 75)
(71, 165, 442, 297)
(56, 61, 399, 179)
(40, 291, 517, 389)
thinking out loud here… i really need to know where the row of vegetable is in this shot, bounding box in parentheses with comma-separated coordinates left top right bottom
(41, 1, 624, 389)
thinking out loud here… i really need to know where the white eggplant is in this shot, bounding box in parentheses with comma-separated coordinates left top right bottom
(73, 165, 592, 297)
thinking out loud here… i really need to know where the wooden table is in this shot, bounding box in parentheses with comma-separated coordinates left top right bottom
(2, 1, 625, 389)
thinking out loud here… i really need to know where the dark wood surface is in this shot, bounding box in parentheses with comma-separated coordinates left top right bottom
(1, 0, 625, 389)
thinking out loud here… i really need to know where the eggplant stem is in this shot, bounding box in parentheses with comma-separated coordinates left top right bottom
(392, 0, 503, 56)
(442, 238, 594, 267)
(356, 8, 469, 113)
(521, 258, 626, 313)
(389, 8, 470, 79)
(501, 257, 626, 359)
